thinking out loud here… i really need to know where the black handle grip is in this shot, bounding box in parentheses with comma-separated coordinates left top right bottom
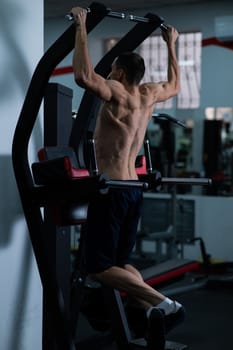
(160, 23, 168, 32)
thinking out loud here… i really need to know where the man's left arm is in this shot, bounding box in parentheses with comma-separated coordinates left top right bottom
(150, 26, 180, 102)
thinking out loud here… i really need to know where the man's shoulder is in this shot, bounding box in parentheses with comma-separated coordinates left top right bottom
(139, 82, 159, 96)
(107, 79, 124, 88)
(140, 81, 159, 89)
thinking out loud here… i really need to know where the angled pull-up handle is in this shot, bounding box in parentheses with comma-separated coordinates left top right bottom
(66, 6, 168, 30)
(153, 113, 186, 128)
(66, 7, 125, 20)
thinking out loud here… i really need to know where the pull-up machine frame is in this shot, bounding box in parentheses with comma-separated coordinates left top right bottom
(12, 2, 168, 349)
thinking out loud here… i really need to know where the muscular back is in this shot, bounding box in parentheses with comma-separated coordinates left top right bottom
(94, 80, 156, 180)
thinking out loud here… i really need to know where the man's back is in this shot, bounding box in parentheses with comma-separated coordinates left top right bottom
(94, 81, 156, 180)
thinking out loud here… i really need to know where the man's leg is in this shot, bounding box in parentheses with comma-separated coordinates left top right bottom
(91, 265, 165, 307)
(91, 265, 167, 350)
(91, 264, 185, 332)
(123, 264, 160, 309)
(124, 263, 145, 281)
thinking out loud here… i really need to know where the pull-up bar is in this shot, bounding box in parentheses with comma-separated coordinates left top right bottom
(66, 7, 125, 20)
(66, 7, 168, 31)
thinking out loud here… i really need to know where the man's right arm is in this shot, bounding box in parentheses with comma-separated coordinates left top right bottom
(71, 7, 112, 101)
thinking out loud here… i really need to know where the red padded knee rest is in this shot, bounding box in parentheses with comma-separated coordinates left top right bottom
(37, 146, 89, 180)
(135, 155, 147, 175)
(33, 146, 90, 226)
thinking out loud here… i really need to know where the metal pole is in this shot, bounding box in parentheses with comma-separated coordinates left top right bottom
(161, 177, 212, 186)
(104, 179, 149, 190)
(144, 139, 153, 174)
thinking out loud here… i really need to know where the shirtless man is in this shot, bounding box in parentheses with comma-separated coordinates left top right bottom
(71, 7, 184, 349)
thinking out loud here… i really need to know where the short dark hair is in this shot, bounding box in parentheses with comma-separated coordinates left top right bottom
(114, 52, 145, 85)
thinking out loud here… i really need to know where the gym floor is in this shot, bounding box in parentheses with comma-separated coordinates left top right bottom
(164, 283, 233, 350)
(75, 280, 233, 349)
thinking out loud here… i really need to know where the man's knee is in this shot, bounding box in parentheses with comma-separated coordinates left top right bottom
(88, 267, 113, 283)
(88, 272, 101, 281)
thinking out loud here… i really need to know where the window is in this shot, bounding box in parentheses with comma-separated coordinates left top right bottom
(177, 32, 202, 108)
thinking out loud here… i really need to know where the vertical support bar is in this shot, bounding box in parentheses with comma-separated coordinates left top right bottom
(87, 139, 99, 175)
(43, 83, 73, 350)
(103, 287, 132, 349)
(144, 139, 153, 174)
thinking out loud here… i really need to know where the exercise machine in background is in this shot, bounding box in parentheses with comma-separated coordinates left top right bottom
(129, 114, 210, 296)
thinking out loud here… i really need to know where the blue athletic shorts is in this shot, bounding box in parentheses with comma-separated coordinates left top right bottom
(84, 188, 143, 273)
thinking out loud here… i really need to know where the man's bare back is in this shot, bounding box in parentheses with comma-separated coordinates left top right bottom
(94, 83, 156, 180)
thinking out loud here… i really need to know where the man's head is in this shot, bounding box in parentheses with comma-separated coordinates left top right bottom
(110, 52, 145, 85)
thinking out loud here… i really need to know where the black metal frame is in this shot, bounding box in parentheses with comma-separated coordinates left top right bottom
(12, 3, 110, 350)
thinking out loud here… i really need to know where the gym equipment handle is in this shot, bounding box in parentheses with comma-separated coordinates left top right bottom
(144, 139, 153, 174)
(153, 113, 186, 128)
(105, 179, 149, 190)
(66, 7, 125, 21)
(161, 177, 212, 186)
(66, 7, 167, 30)
(128, 15, 168, 31)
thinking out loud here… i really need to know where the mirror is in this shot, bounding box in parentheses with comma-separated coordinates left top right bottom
(203, 107, 233, 196)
